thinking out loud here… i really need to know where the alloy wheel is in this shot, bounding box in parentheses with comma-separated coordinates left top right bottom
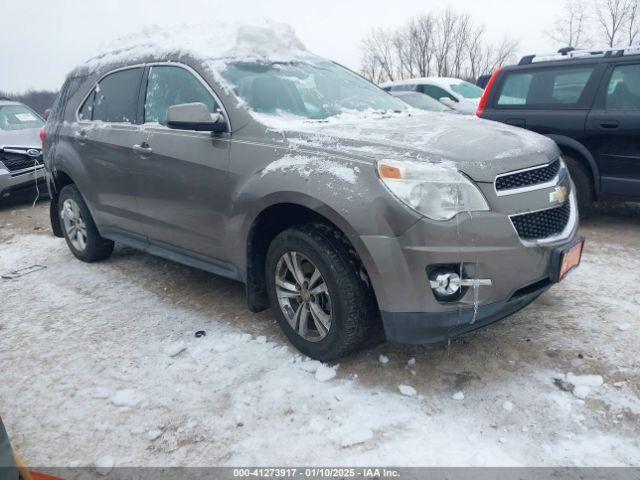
(275, 251, 332, 342)
(61, 198, 88, 251)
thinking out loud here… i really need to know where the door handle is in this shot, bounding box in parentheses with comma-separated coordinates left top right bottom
(132, 142, 153, 156)
(598, 120, 619, 129)
(74, 129, 87, 145)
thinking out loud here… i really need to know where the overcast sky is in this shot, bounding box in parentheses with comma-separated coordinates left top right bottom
(1, 0, 565, 92)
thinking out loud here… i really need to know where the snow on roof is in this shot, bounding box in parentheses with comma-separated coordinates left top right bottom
(79, 20, 313, 74)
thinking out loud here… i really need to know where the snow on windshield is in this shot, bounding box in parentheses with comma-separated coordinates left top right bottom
(219, 60, 406, 121)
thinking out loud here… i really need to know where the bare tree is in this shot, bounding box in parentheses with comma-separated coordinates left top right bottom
(466, 26, 489, 81)
(433, 8, 457, 76)
(451, 13, 472, 78)
(594, 0, 635, 46)
(547, 0, 593, 48)
(411, 14, 436, 77)
(359, 8, 519, 83)
(628, 0, 640, 44)
(360, 27, 398, 82)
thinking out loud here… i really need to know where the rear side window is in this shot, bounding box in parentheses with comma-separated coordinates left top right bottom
(606, 64, 640, 110)
(144, 65, 218, 125)
(497, 66, 595, 107)
(92, 68, 143, 123)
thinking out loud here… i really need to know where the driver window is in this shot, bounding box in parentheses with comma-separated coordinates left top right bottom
(144, 66, 219, 125)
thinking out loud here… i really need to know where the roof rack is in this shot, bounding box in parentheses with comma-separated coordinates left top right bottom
(519, 45, 640, 65)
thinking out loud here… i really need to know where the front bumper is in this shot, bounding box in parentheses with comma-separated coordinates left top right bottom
(0, 165, 46, 200)
(381, 283, 548, 344)
(353, 173, 580, 344)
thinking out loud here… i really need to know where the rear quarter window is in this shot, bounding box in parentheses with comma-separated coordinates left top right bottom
(497, 66, 595, 107)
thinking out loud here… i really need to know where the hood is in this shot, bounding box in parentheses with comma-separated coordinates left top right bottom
(279, 112, 559, 183)
(0, 127, 42, 150)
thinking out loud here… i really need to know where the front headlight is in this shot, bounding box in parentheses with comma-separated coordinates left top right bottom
(377, 159, 490, 221)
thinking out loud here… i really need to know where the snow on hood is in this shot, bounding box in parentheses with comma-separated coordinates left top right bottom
(79, 20, 313, 73)
(257, 111, 559, 183)
(0, 127, 42, 150)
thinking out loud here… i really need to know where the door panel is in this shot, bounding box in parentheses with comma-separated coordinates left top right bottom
(130, 127, 230, 260)
(130, 64, 231, 261)
(585, 63, 640, 198)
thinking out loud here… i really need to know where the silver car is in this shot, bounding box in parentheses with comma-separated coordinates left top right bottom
(43, 26, 583, 360)
(0, 99, 46, 202)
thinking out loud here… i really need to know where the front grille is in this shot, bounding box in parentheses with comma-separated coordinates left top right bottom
(496, 159, 560, 192)
(511, 201, 571, 240)
(0, 151, 42, 173)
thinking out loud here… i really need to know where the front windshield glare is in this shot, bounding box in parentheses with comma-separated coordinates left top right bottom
(0, 105, 44, 131)
(450, 82, 484, 99)
(222, 60, 407, 119)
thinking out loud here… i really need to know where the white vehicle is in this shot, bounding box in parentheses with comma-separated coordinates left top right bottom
(381, 77, 484, 115)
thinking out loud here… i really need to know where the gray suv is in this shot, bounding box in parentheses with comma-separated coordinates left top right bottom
(43, 31, 583, 360)
(0, 99, 46, 202)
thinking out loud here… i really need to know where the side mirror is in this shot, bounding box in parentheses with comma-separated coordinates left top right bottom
(439, 97, 458, 106)
(166, 102, 226, 133)
(43, 109, 51, 121)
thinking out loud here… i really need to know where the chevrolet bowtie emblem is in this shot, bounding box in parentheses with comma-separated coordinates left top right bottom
(549, 186, 568, 204)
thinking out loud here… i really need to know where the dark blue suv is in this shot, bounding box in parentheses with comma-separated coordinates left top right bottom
(478, 47, 640, 214)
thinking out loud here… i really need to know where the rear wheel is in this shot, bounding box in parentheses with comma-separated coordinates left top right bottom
(265, 224, 376, 361)
(58, 185, 114, 262)
(564, 156, 594, 217)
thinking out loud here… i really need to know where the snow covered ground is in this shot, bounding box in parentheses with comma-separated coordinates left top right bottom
(0, 201, 639, 468)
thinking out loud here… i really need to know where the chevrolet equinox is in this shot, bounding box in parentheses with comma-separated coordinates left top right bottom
(42, 23, 584, 360)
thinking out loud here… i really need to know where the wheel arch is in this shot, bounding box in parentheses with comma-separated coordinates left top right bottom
(48, 168, 77, 238)
(243, 199, 379, 315)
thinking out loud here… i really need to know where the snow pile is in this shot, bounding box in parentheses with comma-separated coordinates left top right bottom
(82, 20, 311, 73)
(315, 365, 337, 382)
(553, 373, 604, 399)
(398, 385, 417, 397)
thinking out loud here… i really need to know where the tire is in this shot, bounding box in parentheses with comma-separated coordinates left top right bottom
(58, 184, 114, 262)
(564, 156, 594, 217)
(265, 223, 376, 361)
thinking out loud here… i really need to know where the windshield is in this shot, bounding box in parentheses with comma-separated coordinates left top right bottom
(221, 60, 407, 120)
(395, 93, 451, 112)
(450, 81, 484, 100)
(0, 105, 44, 131)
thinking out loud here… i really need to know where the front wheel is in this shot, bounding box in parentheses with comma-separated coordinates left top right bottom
(58, 185, 114, 262)
(265, 224, 376, 361)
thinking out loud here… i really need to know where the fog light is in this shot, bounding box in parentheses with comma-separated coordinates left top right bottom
(430, 272, 462, 296)
(428, 265, 493, 302)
